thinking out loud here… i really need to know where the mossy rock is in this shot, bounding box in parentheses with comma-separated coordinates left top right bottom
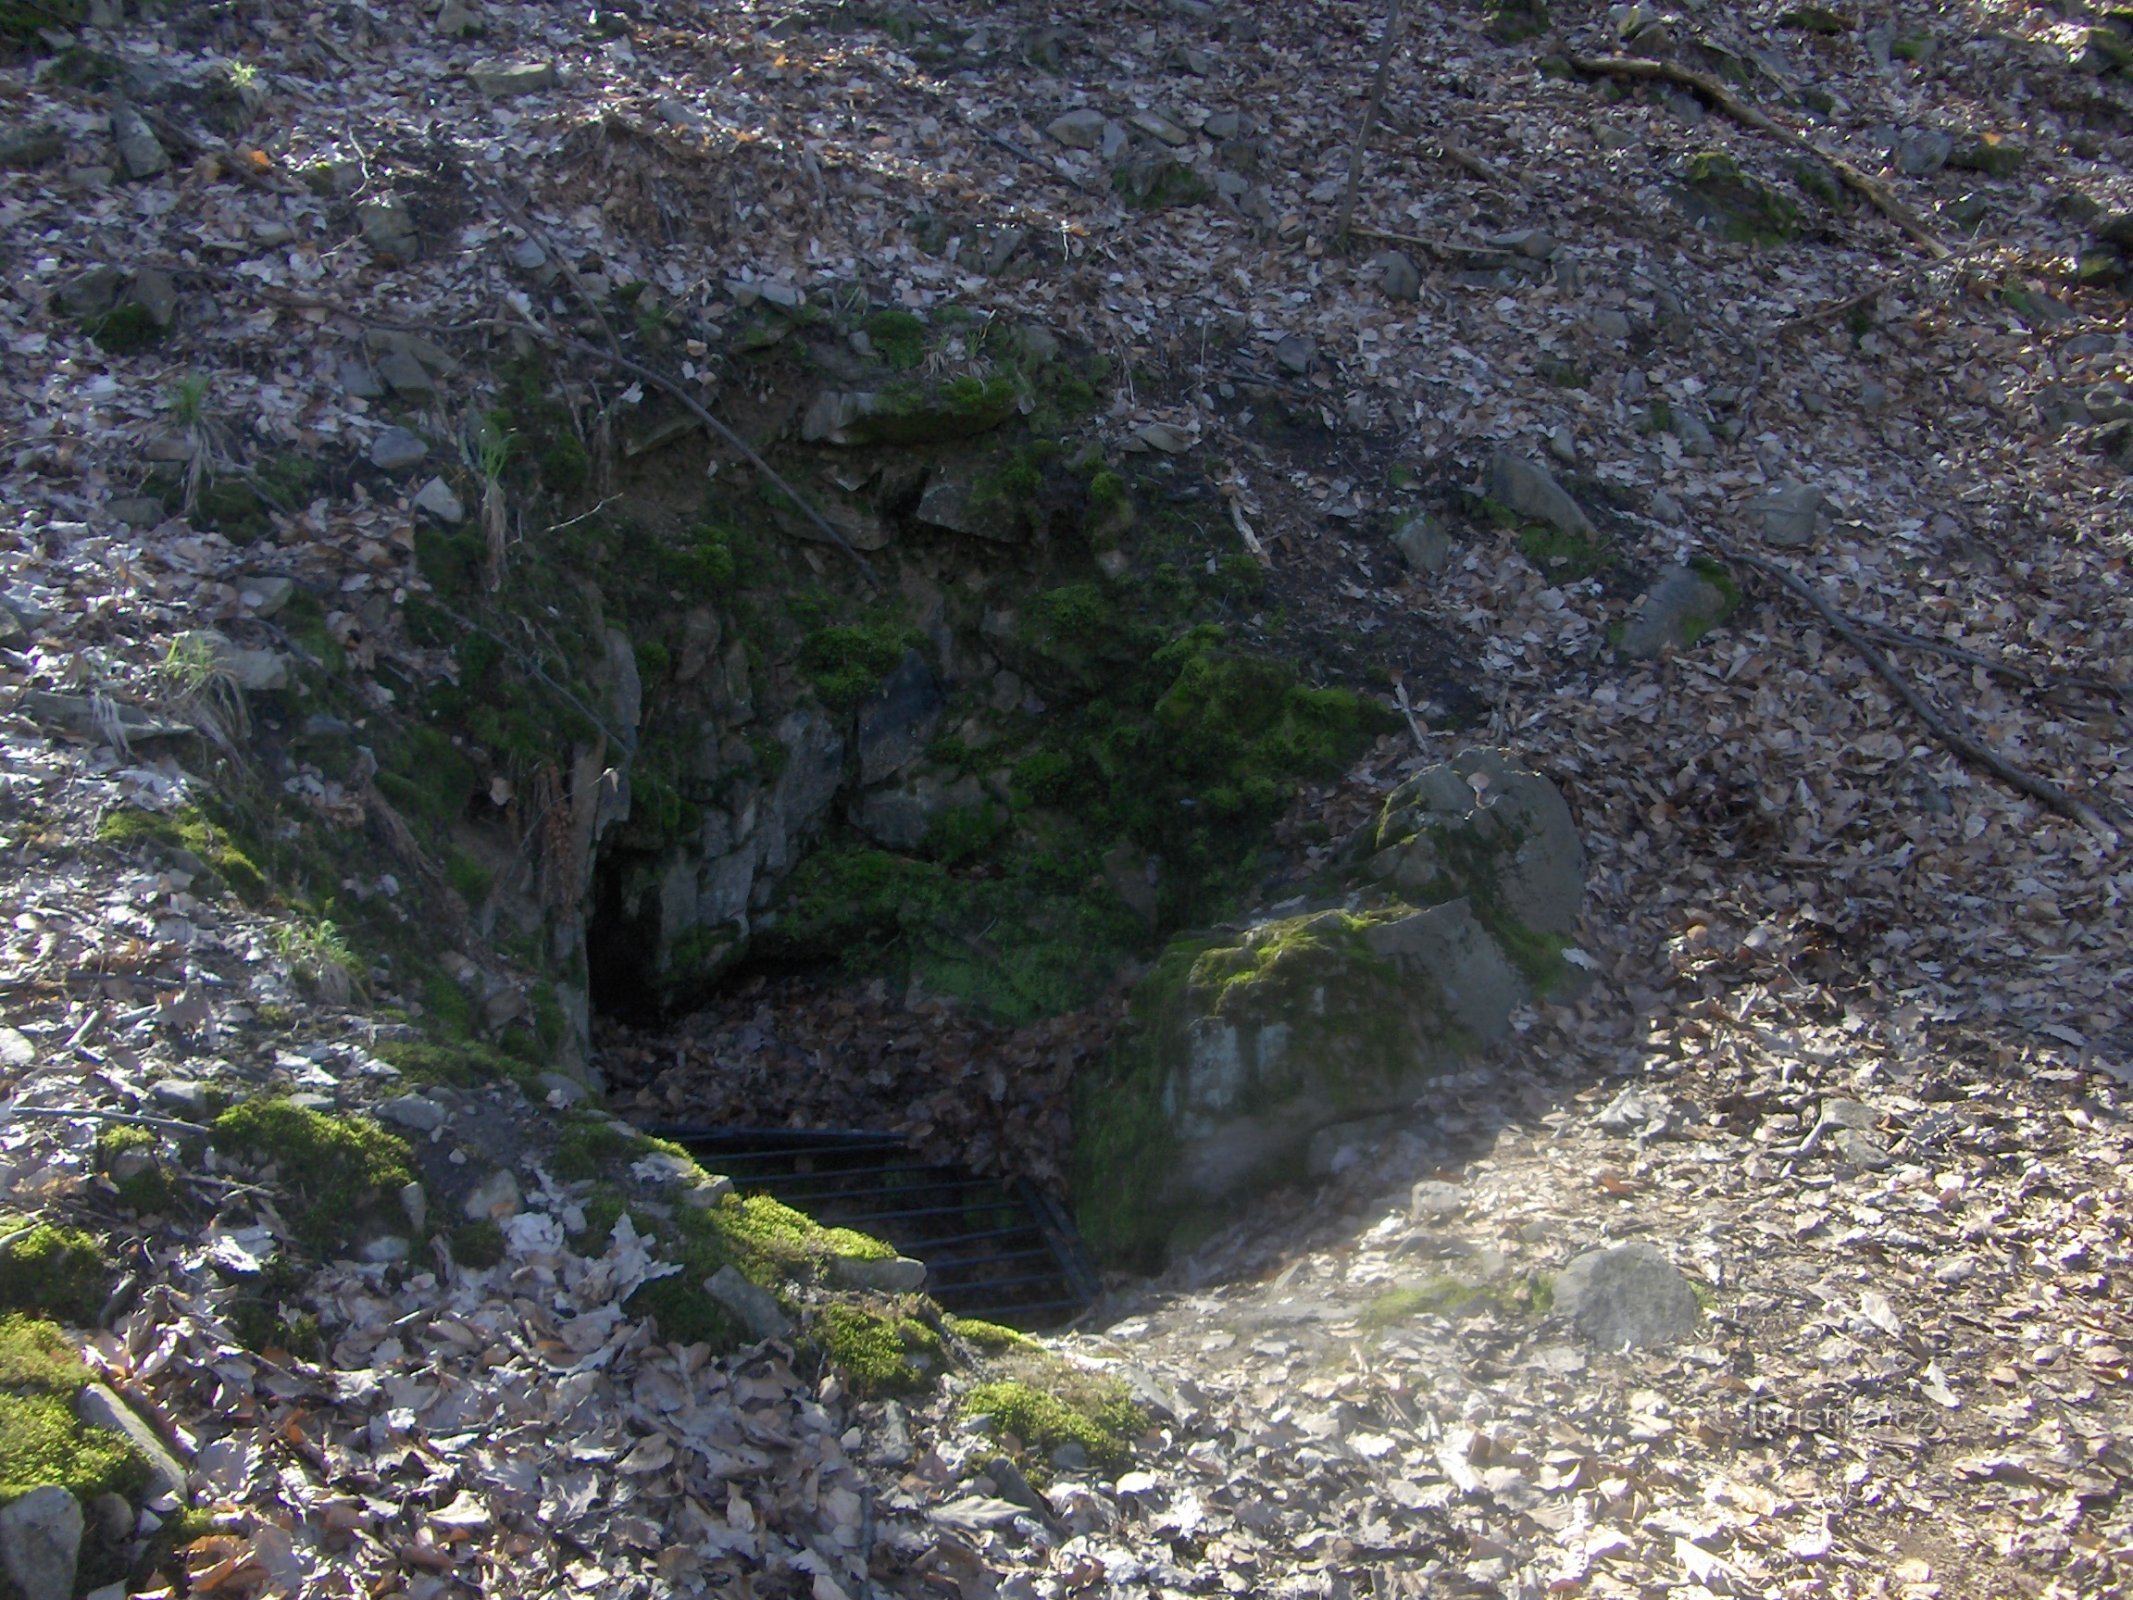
(1074, 904, 1501, 1267)
(0, 1315, 148, 1508)
(1674, 150, 1801, 246)
(961, 1368, 1144, 1477)
(208, 1099, 416, 1255)
(0, 1221, 112, 1324)
(814, 1304, 941, 1397)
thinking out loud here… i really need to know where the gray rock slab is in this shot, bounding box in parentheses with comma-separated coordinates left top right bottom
(1488, 451, 1594, 538)
(856, 650, 944, 784)
(74, 1384, 187, 1503)
(58, 266, 124, 318)
(1046, 108, 1107, 149)
(468, 62, 556, 96)
(125, 268, 178, 329)
(379, 1093, 449, 1134)
(111, 106, 168, 180)
(0, 1485, 83, 1600)
(1555, 1241, 1702, 1349)
(376, 348, 434, 396)
(338, 360, 385, 399)
(706, 1264, 792, 1341)
(1372, 248, 1422, 301)
(462, 1168, 521, 1222)
(369, 427, 428, 472)
(1617, 564, 1732, 660)
(1746, 481, 1822, 548)
(356, 199, 420, 263)
(413, 476, 466, 524)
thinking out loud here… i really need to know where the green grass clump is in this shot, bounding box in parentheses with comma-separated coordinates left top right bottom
(95, 1128, 179, 1216)
(1361, 1273, 1555, 1329)
(449, 1221, 506, 1269)
(0, 1221, 113, 1324)
(962, 1375, 1144, 1474)
(83, 302, 164, 354)
(1516, 523, 1609, 579)
(0, 1315, 147, 1507)
(208, 1099, 415, 1254)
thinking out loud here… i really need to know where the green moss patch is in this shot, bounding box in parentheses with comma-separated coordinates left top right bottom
(815, 1304, 940, 1397)
(845, 374, 1020, 446)
(1675, 150, 1801, 247)
(0, 1316, 146, 1507)
(98, 803, 268, 903)
(945, 1316, 1040, 1354)
(962, 1371, 1144, 1475)
(799, 618, 924, 709)
(209, 1099, 415, 1254)
(0, 1221, 113, 1324)
(862, 310, 927, 370)
(1361, 1273, 1554, 1329)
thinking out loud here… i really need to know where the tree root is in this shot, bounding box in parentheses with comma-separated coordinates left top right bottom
(1568, 54, 1950, 260)
(1720, 546, 2126, 837)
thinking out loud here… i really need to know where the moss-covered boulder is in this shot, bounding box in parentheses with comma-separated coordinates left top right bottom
(1073, 749, 1583, 1267)
(1357, 747, 1584, 953)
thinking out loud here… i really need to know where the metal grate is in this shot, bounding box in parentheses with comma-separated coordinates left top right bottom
(652, 1126, 1098, 1328)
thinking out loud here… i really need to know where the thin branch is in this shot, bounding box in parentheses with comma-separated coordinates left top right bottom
(1859, 620, 2131, 707)
(1569, 54, 1950, 260)
(491, 188, 623, 358)
(1720, 547, 2124, 835)
(2, 1104, 211, 1137)
(417, 595, 637, 755)
(1348, 223, 1514, 264)
(1335, 0, 1407, 243)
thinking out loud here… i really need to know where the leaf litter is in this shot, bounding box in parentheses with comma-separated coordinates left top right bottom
(0, 0, 2129, 1596)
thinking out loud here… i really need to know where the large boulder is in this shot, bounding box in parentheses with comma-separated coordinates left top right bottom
(1074, 749, 1584, 1266)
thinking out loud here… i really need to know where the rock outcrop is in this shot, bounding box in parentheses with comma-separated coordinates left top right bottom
(1074, 748, 1584, 1266)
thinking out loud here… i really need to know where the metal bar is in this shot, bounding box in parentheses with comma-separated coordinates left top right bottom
(653, 1125, 910, 1150)
(889, 1224, 1045, 1248)
(755, 1173, 985, 1201)
(947, 1299, 1082, 1319)
(852, 1201, 1035, 1224)
(924, 1248, 1058, 1274)
(936, 1270, 1080, 1291)
(722, 1161, 943, 1185)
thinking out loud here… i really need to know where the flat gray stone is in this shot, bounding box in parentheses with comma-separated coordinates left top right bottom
(413, 476, 466, 524)
(706, 1264, 792, 1341)
(1373, 248, 1422, 301)
(111, 106, 168, 180)
(58, 266, 124, 318)
(1409, 1180, 1465, 1220)
(0, 1486, 83, 1600)
(240, 576, 295, 616)
(376, 349, 434, 396)
(338, 360, 385, 399)
(369, 427, 428, 472)
(0, 1027, 33, 1069)
(74, 1384, 187, 1503)
(1488, 451, 1594, 538)
(126, 268, 178, 329)
(1617, 564, 1732, 660)
(1046, 108, 1108, 149)
(468, 62, 556, 96)
(1746, 481, 1822, 548)
(1555, 1242, 1702, 1349)
(379, 1094, 449, 1134)
(356, 199, 420, 263)
(1894, 127, 1954, 176)
(462, 1168, 521, 1222)
(109, 494, 166, 528)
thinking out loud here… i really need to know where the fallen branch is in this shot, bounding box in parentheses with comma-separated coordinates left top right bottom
(491, 188, 623, 358)
(1722, 547, 2124, 835)
(1, 1103, 211, 1138)
(1347, 223, 1514, 264)
(1777, 238, 2004, 341)
(1860, 619, 2131, 708)
(1335, 0, 1408, 243)
(1568, 54, 1950, 260)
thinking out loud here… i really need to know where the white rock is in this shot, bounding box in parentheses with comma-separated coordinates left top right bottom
(0, 1486, 82, 1600)
(413, 476, 466, 524)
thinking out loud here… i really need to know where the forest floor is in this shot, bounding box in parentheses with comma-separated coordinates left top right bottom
(2, 0, 2131, 1596)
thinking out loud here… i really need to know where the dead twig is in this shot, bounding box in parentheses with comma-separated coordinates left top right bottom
(491, 188, 623, 358)
(1, 1103, 211, 1138)
(1347, 223, 1514, 264)
(1568, 55, 1950, 260)
(1335, 0, 1408, 243)
(1721, 547, 2125, 836)
(1859, 620, 2131, 708)
(1777, 238, 2005, 340)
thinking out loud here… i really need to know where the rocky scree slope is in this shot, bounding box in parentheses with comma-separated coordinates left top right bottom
(0, 0, 2131, 1596)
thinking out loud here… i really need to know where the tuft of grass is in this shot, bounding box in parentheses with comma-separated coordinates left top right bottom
(962, 1375, 1144, 1474)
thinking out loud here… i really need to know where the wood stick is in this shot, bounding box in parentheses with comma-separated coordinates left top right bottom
(1335, 0, 1408, 243)
(1720, 547, 2123, 834)
(1568, 54, 1951, 260)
